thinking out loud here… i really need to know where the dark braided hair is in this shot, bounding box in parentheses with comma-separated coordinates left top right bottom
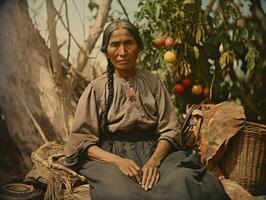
(100, 60, 114, 141)
(100, 20, 143, 141)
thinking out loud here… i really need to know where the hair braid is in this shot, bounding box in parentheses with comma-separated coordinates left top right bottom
(100, 60, 114, 141)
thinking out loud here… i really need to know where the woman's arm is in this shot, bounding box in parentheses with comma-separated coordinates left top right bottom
(87, 145, 142, 184)
(139, 77, 183, 191)
(87, 145, 122, 164)
(141, 139, 172, 190)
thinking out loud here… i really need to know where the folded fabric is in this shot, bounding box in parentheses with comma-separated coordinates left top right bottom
(199, 101, 246, 166)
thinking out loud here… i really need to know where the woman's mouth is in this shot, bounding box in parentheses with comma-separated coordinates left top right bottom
(117, 60, 129, 64)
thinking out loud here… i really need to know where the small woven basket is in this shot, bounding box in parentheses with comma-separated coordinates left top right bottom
(219, 121, 266, 195)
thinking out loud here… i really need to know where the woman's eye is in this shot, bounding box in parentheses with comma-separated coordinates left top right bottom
(111, 43, 120, 48)
(125, 41, 133, 46)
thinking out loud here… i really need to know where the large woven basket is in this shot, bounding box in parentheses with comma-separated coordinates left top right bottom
(25, 142, 87, 200)
(219, 121, 266, 195)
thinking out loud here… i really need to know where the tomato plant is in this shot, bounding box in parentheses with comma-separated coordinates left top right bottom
(135, 0, 266, 123)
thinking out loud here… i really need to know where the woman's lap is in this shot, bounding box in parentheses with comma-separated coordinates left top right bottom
(79, 161, 146, 200)
(79, 150, 229, 200)
(148, 151, 229, 200)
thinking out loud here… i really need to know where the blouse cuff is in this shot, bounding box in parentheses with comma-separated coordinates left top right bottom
(65, 141, 97, 169)
(158, 135, 182, 150)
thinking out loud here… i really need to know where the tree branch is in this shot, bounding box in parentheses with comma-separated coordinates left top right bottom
(46, 0, 63, 82)
(64, 0, 71, 62)
(52, 3, 82, 50)
(204, 0, 217, 17)
(216, 0, 229, 32)
(250, 0, 266, 32)
(117, 0, 130, 21)
(54, 0, 64, 24)
(24, 102, 49, 143)
(71, 0, 113, 73)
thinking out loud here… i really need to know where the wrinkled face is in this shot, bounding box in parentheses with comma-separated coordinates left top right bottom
(106, 27, 140, 71)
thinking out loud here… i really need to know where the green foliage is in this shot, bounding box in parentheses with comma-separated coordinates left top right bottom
(88, 0, 99, 12)
(134, 0, 266, 122)
(244, 40, 259, 71)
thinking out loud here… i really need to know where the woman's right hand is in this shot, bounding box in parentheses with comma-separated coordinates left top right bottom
(87, 145, 142, 184)
(114, 157, 142, 184)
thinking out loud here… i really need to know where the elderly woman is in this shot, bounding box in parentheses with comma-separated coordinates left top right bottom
(64, 19, 229, 200)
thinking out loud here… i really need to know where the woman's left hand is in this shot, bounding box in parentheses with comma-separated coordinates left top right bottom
(141, 159, 160, 191)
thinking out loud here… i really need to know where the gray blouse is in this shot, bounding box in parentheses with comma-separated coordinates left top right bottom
(65, 68, 183, 167)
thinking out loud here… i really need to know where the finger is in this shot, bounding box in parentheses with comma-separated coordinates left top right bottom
(138, 170, 143, 185)
(138, 169, 143, 177)
(130, 167, 142, 184)
(129, 160, 141, 180)
(148, 169, 158, 189)
(130, 175, 137, 183)
(144, 168, 154, 190)
(131, 161, 141, 171)
(127, 170, 138, 182)
(155, 172, 160, 185)
(141, 168, 148, 188)
(130, 168, 141, 184)
(121, 168, 129, 177)
(135, 173, 142, 185)
(121, 168, 132, 177)
(128, 170, 133, 177)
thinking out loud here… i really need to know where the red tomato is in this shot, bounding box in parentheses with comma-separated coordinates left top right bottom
(203, 87, 210, 98)
(153, 38, 165, 47)
(173, 84, 185, 96)
(165, 37, 175, 48)
(181, 78, 192, 89)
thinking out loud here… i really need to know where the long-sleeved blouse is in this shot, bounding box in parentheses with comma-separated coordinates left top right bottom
(64, 68, 183, 167)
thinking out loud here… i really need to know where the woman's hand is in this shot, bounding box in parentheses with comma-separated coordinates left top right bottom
(114, 157, 142, 184)
(141, 140, 173, 191)
(141, 159, 160, 191)
(87, 146, 142, 183)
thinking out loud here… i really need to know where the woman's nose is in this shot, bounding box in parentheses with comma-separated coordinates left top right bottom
(119, 45, 127, 56)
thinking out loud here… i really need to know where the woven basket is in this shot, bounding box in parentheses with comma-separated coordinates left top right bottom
(219, 121, 266, 195)
(25, 142, 87, 200)
(0, 183, 42, 200)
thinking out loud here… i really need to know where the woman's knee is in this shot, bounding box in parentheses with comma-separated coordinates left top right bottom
(171, 168, 194, 181)
(97, 188, 128, 199)
(92, 184, 138, 200)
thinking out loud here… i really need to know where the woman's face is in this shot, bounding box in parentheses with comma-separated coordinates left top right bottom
(106, 27, 140, 72)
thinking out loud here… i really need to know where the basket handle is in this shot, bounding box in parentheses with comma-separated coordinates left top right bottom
(181, 99, 208, 133)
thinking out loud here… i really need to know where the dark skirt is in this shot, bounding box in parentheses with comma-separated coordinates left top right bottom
(79, 134, 230, 200)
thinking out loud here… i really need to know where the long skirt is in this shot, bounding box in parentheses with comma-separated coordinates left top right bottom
(79, 136, 230, 200)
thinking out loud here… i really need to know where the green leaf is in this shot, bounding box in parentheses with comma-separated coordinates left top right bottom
(219, 52, 228, 70)
(183, 0, 194, 5)
(244, 41, 259, 71)
(155, 5, 161, 21)
(193, 46, 199, 59)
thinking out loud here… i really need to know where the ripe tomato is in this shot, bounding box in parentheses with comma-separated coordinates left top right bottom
(181, 78, 192, 89)
(173, 84, 185, 96)
(153, 38, 165, 47)
(191, 84, 203, 96)
(165, 37, 175, 48)
(203, 87, 210, 98)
